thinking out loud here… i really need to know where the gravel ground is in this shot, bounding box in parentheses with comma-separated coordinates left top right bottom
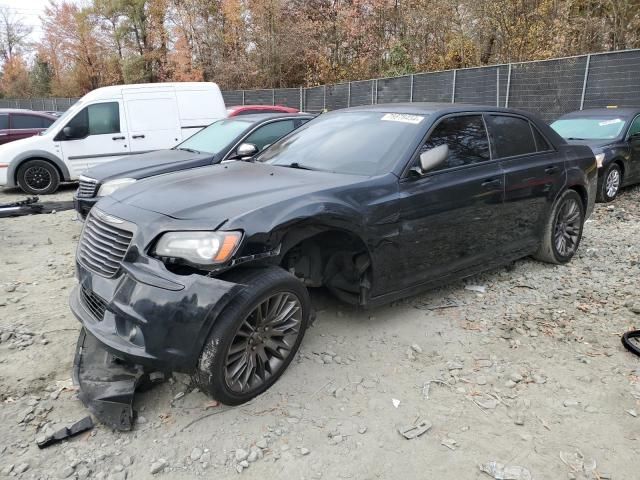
(1, 183, 639, 480)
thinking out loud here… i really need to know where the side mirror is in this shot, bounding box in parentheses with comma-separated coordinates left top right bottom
(62, 126, 74, 138)
(410, 144, 449, 177)
(235, 143, 259, 158)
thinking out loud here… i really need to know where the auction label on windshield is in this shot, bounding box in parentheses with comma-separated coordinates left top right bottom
(598, 118, 622, 126)
(381, 113, 424, 124)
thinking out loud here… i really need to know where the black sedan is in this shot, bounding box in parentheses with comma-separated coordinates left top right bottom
(71, 104, 597, 428)
(74, 113, 312, 218)
(551, 108, 640, 201)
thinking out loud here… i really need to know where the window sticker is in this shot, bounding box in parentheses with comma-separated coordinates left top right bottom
(598, 118, 623, 126)
(381, 113, 424, 124)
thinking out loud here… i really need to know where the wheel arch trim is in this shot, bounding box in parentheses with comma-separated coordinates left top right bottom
(7, 150, 70, 187)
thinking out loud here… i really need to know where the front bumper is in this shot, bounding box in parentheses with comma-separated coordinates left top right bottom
(70, 258, 241, 373)
(73, 195, 98, 221)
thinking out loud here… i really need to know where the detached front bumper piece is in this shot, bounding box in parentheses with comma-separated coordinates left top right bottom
(73, 328, 148, 431)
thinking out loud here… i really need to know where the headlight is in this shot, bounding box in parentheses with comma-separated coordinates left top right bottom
(154, 231, 242, 266)
(595, 153, 605, 168)
(97, 178, 136, 197)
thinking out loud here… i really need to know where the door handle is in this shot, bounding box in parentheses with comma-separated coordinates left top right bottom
(112, 136, 126, 140)
(132, 134, 146, 139)
(481, 178, 501, 187)
(545, 166, 559, 174)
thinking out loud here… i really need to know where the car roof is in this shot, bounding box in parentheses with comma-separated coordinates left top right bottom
(227, 112, 314, 123)
(335, 102, 536, 117)
(0, 108, 57, 118)
(228, 105, 298, 111)
(556, 107, 640, 120)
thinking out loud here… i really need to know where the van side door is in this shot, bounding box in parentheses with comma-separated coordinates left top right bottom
(486, 114, 566, 253)
(58, 101, 130, 174)
(123, 91, 182, 153)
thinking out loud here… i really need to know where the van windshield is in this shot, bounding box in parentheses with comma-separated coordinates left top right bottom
(41, 101, 84, 135)
(175, 118, 252, 154)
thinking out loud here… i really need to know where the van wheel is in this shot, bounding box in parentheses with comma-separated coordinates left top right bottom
(534, 189, 584, 265)
(194, 267, 311, 405)
(17, 159, 60, 194)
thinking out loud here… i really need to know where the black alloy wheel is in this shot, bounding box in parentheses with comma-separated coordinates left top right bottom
(17, 159, 61, 194)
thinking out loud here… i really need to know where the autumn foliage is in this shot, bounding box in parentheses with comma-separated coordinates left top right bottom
(1, 0, 639, 98)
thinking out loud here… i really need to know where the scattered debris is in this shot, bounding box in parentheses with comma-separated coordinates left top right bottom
(391, 398, 400, 408)
(36, 416, 94, 449)
(479, 461, 532, 480)
(441, 437, 457, 450)
(398, 420, 432, 439)
(465, 285, 487, 294)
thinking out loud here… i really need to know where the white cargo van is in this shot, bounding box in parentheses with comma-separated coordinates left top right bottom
(0, 82, 226, 194)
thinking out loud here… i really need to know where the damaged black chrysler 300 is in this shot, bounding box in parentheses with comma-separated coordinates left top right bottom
(71, 104, 597, 429)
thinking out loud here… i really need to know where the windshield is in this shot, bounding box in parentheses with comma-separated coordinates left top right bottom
(257, 111, 427, 175)
(175, 118, 251, 154)
(551, 116, 627, 140)
(41, 101, 84, 135)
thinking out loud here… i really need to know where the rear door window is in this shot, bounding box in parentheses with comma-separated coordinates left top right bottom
(0, 114, 7, 129)
(532, 126, 552, 151)
(488, 115, 537, 158)
(11, 114, 47, 129)
(628, 116, 640, 137)
(421, 115, 490, 171)
(244, 120, 296, 151)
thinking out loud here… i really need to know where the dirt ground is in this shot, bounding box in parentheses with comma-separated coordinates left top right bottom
(1, 183, 639, 480)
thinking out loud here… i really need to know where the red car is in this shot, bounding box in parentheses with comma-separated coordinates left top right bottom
(0, 109, 57, 145)
(227, 105, 299, 116)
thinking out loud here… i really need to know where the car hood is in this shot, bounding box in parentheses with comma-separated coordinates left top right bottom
(84, 149, 216, 183)
(111, 161, 362, 222)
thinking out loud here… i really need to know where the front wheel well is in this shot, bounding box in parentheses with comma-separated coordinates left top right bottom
(280, 229, 372, 305)
(14, 158, 64, 184)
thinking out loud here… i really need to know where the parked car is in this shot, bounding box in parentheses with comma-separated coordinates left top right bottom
(0, 82, 226, 194)
(71, 104, 596, 425)
(227, 105, 299, 116)
(0, 109, 56, 145)
(551, 107, 640, 202)
(39, 111, 64, 117)
(74, 113, 313, 219)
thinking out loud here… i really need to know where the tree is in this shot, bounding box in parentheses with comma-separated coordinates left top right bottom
(0, 7, 32, 62)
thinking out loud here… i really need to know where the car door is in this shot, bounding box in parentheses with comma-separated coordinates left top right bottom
(395, 114, 505, 289)
(123, 91, 181, 153)
(486, 114, 566, 253)
(625, 114, 640, 182)
(58, 101, 130, 174)
(0, 113, 9, 144)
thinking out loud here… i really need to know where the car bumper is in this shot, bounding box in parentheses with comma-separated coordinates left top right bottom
(73, 195, 98, 221)
(69, 259, 242, 373)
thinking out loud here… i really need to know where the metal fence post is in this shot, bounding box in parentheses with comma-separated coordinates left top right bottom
(371, 81, 375, 104)
(242, 90, 245, 105)
(580, 54, 591, 110)
(505, 64, 512, 107)
(375, 79, 379, 104)
(299, 87, 303, 111)
(496, 68, 500, 107)
(323, 85, 327, 111)
(409, 74, 414, 102)
(272, 89, 275, 105)
(347, 82, 351, 107)
(451, 70, 456, 103)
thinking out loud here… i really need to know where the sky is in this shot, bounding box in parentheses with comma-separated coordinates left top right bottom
(0, 0, 79, 40)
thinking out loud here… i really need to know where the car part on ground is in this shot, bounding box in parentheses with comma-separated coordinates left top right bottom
(36, 416, 94, 449)
(68, 103, 597, 424)
(622, 330, 640, 357)
(0, 196, 74, 218)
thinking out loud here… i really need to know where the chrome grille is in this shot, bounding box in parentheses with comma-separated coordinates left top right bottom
(80, 286, 107, 321)
(77, 177, 98, 198)
(78, 211, 133, 277)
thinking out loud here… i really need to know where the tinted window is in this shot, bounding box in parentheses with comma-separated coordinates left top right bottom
(0, 115, 7, 129)
(421, 115, 490, 170)
(258, 111, 427, 175)
(532, 126, 552, 151)
(12, 114, 46, 129)
(244, 120, 296, 151)
(66, 102, 120, 138)
(490, 115, 537, 158)
(628, 116, 640, 137)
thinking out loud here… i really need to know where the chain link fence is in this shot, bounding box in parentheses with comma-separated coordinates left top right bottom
(2, 49, 639, 122)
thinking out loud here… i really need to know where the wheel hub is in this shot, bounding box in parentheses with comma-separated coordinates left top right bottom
(553, 198, 581, 257)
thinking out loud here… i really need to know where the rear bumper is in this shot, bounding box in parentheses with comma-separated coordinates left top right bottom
(69, 259, 242, 372)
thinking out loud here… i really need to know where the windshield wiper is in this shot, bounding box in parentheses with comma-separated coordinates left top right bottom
(279, 162, 317, 171)
(566, 137, 587, 141)
(175, 147, 201, 154)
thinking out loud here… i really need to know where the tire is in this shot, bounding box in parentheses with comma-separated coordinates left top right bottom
(17, 159, 60, 195)
(194, 266, 311, 405)
(534, 189, 585, 265)
(596, 163, 622, 203)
